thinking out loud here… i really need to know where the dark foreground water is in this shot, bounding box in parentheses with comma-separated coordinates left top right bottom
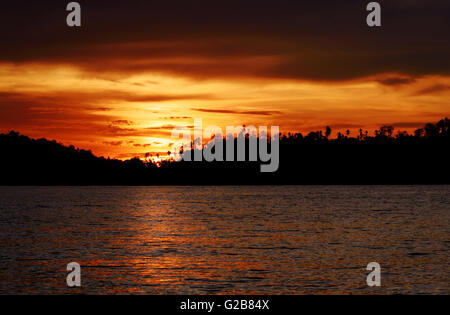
(0, 186, 448, 294)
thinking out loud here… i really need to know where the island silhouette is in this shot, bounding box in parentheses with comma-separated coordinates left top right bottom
(1, 118, 449, 185)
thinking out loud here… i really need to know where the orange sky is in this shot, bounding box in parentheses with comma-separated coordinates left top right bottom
(1, 62, 448, 159)
(1, 1, 449, 160)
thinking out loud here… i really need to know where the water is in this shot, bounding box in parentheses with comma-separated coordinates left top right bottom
(0, 186, 448, 294)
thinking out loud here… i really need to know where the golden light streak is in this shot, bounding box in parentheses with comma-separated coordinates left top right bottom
(1, 63, 449, 160)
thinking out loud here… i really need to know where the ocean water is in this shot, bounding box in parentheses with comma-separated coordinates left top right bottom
(0, 186, 448, 294)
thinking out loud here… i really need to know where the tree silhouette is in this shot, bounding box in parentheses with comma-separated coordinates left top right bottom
(0, 118, 449, 185)
(325, 126, 332, 139)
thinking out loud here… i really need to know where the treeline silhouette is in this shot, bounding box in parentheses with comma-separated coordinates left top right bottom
(1, 118, 449, 185)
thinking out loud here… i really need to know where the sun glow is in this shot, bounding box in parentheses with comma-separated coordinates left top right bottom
(1, 62, 449, 160)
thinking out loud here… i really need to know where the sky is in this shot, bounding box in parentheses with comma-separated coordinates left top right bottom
(1, 0, 449, 159)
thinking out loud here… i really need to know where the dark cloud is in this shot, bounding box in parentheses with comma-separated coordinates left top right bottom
(1, 89, 210, 113)
(0, 91, 113, 126)
(191, 108, 282, 116)
(91, 107, 113, 112)
(1, 0, 449, 81)
(100, 124, 181, 138)
(159, 116, 192, 120)
(414, 85, 450, 95)
(145, 124, 193, 130)
(101, 125, 138, 136)
(103, 141, 123, 146)
(124, 94, 216, 102)
(133, 143, 151, 147)
(111, 120, 133, 125)
(377, 77, 416, 86)
(113, 151, 167, 159)
(113, 152, 147, 159)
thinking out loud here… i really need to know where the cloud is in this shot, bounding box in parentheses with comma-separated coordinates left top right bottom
(159, 116, 192, 120)
(414, 84, 450, 95)
(133, 143, 151, 147)
(113, 153, 148, 159)
(103, 141, 123, 146)
(114, 151, 168, 159)
(111, 120, 133, 126)
(99, 124, 185, 138)
(377, 77, 416, 86)
(121, 93, 216, 102)
(0, 91, 113, 126)
(1, 1, 449, 81)
(90, 107, 113, 112)
(191, 108, 282, 116)
(51, 90, 213, 104)
(145, 124, 193, 130)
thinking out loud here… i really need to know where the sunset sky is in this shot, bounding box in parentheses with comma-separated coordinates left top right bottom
(1, 1, 449, 159)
